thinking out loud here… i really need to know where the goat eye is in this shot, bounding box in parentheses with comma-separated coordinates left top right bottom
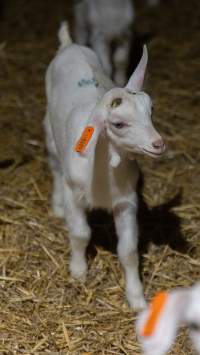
(113, 122, 125, 129)
(111, 98, 122, 108)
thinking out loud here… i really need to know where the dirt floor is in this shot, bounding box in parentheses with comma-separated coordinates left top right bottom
(0, 0, 200, 353)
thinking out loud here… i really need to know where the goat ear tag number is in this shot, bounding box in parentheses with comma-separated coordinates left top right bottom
(140, 292, 169, 337)
(75, 126, 94, 153)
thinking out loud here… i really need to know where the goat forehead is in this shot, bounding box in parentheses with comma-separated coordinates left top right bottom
(134, 92, 151, 110)
(108, 90, 151, 114)
(123, 93, 151, 120)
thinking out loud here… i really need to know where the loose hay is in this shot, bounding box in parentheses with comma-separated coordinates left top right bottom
(0, 0, 200, 353)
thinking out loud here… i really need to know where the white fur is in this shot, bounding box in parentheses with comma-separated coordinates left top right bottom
(137, 283, 200, 354)
(44, 23, 165, 309)
(74, 0, 135, 86)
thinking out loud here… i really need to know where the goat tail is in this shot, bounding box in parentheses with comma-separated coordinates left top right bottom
(58, 21, 72, 48)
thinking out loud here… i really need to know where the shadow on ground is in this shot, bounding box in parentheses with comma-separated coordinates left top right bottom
(87, 176, 189, 260)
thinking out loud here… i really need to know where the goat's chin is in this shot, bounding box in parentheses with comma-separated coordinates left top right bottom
(142, 148, 164, 159)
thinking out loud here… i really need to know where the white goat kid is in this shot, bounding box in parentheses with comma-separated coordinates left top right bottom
(74, 0, 134, 86)
(44, 23, 165, 309)
(137, 283, 200, 354)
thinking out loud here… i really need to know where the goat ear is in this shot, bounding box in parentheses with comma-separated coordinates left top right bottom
(136, 290, 188, 355)
(85, 106, 121, 167)
(126, 45, 148, 92)
(74, 113, 105, 156)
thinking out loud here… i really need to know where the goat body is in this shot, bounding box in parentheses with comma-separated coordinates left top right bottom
(44, 23, 165, 308)
(137, 283, 200, 354)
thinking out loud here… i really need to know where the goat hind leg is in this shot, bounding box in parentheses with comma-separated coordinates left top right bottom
(45, 113, 64, 218)
(51, 168, 65, 218)
(64, 184, 91, 282)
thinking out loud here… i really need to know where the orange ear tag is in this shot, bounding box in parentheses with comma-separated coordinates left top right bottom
(74, 126, 94, 153)
(140, 292, 169, 337)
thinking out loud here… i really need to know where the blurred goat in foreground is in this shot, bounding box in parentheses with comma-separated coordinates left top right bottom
(137, 283, 200, 354)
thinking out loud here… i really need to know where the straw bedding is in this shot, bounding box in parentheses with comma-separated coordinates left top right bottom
(0, 0, 200, 353)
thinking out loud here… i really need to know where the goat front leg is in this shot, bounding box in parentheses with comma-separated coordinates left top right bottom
(64, 183, 91, 282)
(114, 198, 146, 309)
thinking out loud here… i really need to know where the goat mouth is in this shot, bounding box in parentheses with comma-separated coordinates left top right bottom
(142, 148, 164, 157)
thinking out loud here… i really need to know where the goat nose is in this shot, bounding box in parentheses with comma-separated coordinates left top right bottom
(152, 139, 165, 150)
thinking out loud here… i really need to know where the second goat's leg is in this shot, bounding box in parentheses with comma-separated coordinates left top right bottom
(64, 183, 91, 282)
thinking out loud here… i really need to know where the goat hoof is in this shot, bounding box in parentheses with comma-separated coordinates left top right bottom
(127, 292, 147, 310)
(70, 260, 87, 283)
(52, 204, 65, 218)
